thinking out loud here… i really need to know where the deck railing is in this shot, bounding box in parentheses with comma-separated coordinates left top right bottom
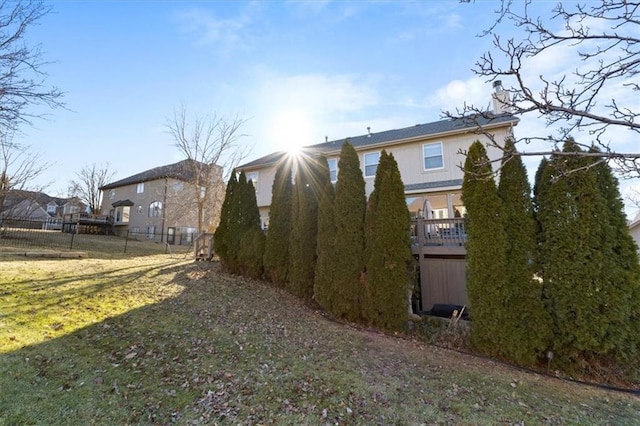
(411, 218, 467, 248)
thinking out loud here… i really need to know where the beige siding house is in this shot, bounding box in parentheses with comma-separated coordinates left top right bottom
(237, 111, 517, 312)
(99, 159, 223, 244)
(238, 114, 518, 229)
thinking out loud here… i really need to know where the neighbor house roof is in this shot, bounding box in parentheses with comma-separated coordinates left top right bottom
(1, 190, 83, 211)
(239, 114, 518, 169)
(100, 159, 210, 190)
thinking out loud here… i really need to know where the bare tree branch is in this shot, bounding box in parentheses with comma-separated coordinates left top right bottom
(0, 1, 64, 218)
(165, 105, 250, 232)
(456, 0, 640, 178)
(68, 163, 115, 214)
(0, 131, 50, 218)
(0, 0, 64, 133)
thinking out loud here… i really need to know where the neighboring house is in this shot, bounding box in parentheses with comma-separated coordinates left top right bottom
(99, 159, 223, 244)
(0, 190, 85, 222)
(238, 86, 518, 230)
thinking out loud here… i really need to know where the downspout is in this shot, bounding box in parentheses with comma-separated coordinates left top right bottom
(160, 177, 167, 243)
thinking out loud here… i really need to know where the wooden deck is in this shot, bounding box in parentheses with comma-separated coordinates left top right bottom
(411, 218, 467, 256)
(62, 212, 113, 234)
(411, 218, 468, 313)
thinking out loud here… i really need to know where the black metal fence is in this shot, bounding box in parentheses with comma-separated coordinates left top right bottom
(0, 217, 195, 256)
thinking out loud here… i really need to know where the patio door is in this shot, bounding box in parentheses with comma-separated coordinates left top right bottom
(167, 227, 176, 245)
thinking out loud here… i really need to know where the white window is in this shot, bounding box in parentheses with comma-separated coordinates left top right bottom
(46, 203, 57, 214)
(148, 201, 163, 217)
(327, 158, 338, 183)
(109, 190, 115, 200)
(146, 225, 156, 239)
(182, 227, 197, 243)
(115, 206, 130, 223)
(423, 142, 444, 170)
(136, 182, 144, 194)
(63, 204, 79, 215)
(246, 171, 259, 191)
(136, 205, 143, 214)
(364, 152, 380, 178)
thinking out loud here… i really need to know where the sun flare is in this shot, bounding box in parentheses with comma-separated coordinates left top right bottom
(270, 109, 313, 157)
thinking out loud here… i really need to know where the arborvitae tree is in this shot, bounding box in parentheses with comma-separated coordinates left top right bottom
(537, 140, 612, 370)
(461, 141, 507, 355)
(497, 139, 551, 364)
(591, 150, 640, 366)
(364, 151, 412, 330)
(362, 151, 388, 322)
(213, 171, 237, 269)
(535, 142, 640, 378)
(288, 157, 320, 303)
(237, 179, 265, 279)
(225, 172, 252, 274)
(263, 162, 292, 286)
(332, 141, 366, 321)
(314, 156, 336, 311)
(532, 156, 551, 276)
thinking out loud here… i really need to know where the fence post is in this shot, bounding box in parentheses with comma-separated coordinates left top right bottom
(69, 227, 75, 250)
(124, 230, 129, 253)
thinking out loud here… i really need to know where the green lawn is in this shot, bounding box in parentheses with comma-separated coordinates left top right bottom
(1, 255, 638, 424)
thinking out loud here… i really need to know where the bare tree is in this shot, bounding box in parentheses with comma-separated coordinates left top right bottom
(453, 0, 640, 177)
(165, 105, 250, 232)
(68, 163, 115, 214)
(0, 1, 64, 216)
(0, 0, 64, 132)
(0, 132, 49, 217)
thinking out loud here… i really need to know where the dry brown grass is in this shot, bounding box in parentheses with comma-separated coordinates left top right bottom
(1, 256, 638, 424)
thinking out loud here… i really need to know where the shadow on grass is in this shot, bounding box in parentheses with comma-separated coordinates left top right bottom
(1, 262, 186, 316)
(1, 261, 638, 425)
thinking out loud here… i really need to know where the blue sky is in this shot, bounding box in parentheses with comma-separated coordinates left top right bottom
(17, 1, 640, 216)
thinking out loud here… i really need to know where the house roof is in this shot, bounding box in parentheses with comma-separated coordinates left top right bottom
(1, 190, 84, 214)
(100, 159, 212, 190)
(239, 114, 518, 169)
(112, 199, 135, 207)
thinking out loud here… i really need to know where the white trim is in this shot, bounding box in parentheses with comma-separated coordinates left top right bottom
(363, 151, 380, 178)
(422, 141, 444, 171)
(327, 158, 338, 183)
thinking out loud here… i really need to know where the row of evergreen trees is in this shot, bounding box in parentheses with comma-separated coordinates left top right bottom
(214, 136, 639, 377)
(214, 142, 414, 331)
(463, 139, 640, 376)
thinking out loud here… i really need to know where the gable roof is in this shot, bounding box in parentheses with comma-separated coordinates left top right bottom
(239, 114, 518, 169)
(1, 190, 85, 217)
(100, 159, 213, 190)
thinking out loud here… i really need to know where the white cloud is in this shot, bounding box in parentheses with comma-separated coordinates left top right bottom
(173, 2, 263, 54)
(427, 77, 492, 113)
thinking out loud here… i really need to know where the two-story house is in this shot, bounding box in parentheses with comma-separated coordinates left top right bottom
(99, 159, 223, 244)
(237, 86, 518, 312)
(238, 113, 518, 230)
